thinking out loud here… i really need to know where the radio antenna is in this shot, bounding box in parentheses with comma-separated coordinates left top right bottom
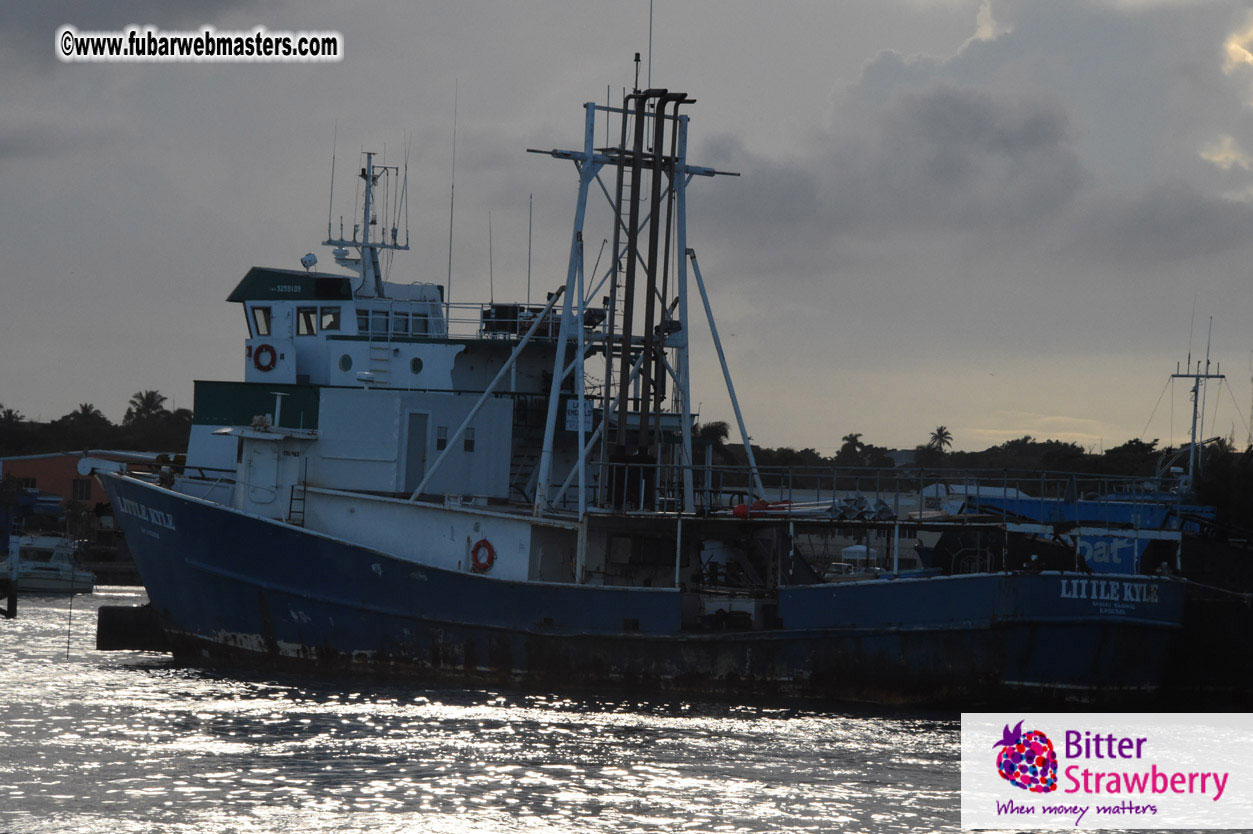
(402, 133, 410, 247)
(527, 194, 533, 305)
(1186, 292, 1197, 372)
(648, 0, 654, 87)
(488, 210, 494, 304)
(1200, 316, 1213, 443)
(327, 121, 337, 239)
(446, 79, 458, 320)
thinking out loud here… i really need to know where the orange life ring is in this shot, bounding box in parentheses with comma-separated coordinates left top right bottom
(732, 499, 792, 519)
(253, 343, 277, 372)
(470, 538, 495, 573)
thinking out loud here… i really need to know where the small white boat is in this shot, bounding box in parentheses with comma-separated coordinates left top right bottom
(2, 534, 96, 594)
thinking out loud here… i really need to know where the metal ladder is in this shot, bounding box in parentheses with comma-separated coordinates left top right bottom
(367, 341, 391, 385)
(509, 449, 542, 502)
(287, 484, 307, 526)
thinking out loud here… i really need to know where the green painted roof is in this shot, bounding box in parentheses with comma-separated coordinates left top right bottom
(193, 380, 320, 429)
(226, 267, 354, 303)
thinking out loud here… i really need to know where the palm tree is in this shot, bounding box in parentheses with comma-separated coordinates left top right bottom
(695, 420, 733, 465)
(834, 432, 866, 467)
(70, 403, 107, 422)
(929, 425, 953, 452)
(56, 402, 112, 430)
(696, 420, 730, 445)
(0, 406, 22, 428)
(124, 390, 169, 424)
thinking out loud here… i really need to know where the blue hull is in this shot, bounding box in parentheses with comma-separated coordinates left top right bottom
(101, 474, 1185, 703)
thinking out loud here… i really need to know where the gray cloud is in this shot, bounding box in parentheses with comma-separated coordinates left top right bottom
(842, 82, 1087, 232)
(695, 80, 1088, 283)
(0, 123, 119, 162)
(5, 0, 1253, 453)
(697, 0, 1253, 283)
(1068, 180, 1253, 266)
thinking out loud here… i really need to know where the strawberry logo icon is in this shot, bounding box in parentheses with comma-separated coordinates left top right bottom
(994, 720, 1058, 793)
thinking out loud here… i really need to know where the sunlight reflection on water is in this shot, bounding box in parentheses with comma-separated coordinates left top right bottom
(1, 589, 963, 833)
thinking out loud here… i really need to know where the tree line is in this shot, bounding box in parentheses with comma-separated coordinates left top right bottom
(0, 390, 193, 457)
(698, 420, 1192, 477)
(696, 420, 1253, 528)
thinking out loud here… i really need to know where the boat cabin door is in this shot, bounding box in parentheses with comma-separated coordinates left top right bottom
(404, 412, 429, 492)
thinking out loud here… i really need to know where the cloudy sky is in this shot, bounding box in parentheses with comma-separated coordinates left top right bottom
(4, 0, 1253, 453)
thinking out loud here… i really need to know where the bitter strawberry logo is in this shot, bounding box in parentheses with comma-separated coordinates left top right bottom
(994, 720, 1058, 793)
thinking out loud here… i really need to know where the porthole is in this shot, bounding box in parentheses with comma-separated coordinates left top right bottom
(339, 354, 353, 371)
(410, 357, 423, 375)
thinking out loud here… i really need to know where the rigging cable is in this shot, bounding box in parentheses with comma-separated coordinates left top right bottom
(1221, 376, 1251, 444)
(1212, 378, 1222, 442)
(352, 147, 361, 241)
(1139, 376, 1173, 442)
(1170, 377, 1175, 449)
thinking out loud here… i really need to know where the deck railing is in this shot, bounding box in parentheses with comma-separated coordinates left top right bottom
(442, 301, 607, 341)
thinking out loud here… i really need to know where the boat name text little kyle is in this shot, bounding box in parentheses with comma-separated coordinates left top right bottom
(116, 497, 177, 531)
(1059, 578, 1158, 603)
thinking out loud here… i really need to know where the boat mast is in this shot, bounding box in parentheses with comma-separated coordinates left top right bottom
(361, 152, 380, 295)
(530, 93, 737, 515)
(322, 150, 410, 298)
(533, 103, 599, 515)
(1171, 332, 1224, 490)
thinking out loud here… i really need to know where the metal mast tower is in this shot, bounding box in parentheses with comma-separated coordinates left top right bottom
(528, 92, 756, 517)
(322, 151, 410, 298)
(1171, 338, 1224, 490)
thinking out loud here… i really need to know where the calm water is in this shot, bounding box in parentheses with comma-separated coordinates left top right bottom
(0, 589, 970, 833)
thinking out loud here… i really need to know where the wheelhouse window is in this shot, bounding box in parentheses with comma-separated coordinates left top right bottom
(464, 427, 476, 453)
(412, 313, 429, 335)
(251, 306, 272, 337)
(436, 426, 448, 451)
(370, 311, 389, 334)
(296, 307, 317, 336)
(356, 310, 369, 333)
(392, 312, 410, 336)
(320, 306, 341, 331)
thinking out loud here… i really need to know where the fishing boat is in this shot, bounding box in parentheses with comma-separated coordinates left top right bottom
(86, 90, 1187, 703)
(2, 533, 95, 594)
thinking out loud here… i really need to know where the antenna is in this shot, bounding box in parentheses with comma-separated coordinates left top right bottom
(446, 79, 458, 317)
(402, 134, 410, 247)
(351, 147, 361, 241)
(1199, 317, 1213, 445)
(527, 194, 533, 306)
(488, 210, 494, 304)
(327, 122, 337, 239)
(648, 0, 654, 87)
(633, 52, 641, 93)
(1171, 315, 1225, 490)
(1186, 292, 1197, 372)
